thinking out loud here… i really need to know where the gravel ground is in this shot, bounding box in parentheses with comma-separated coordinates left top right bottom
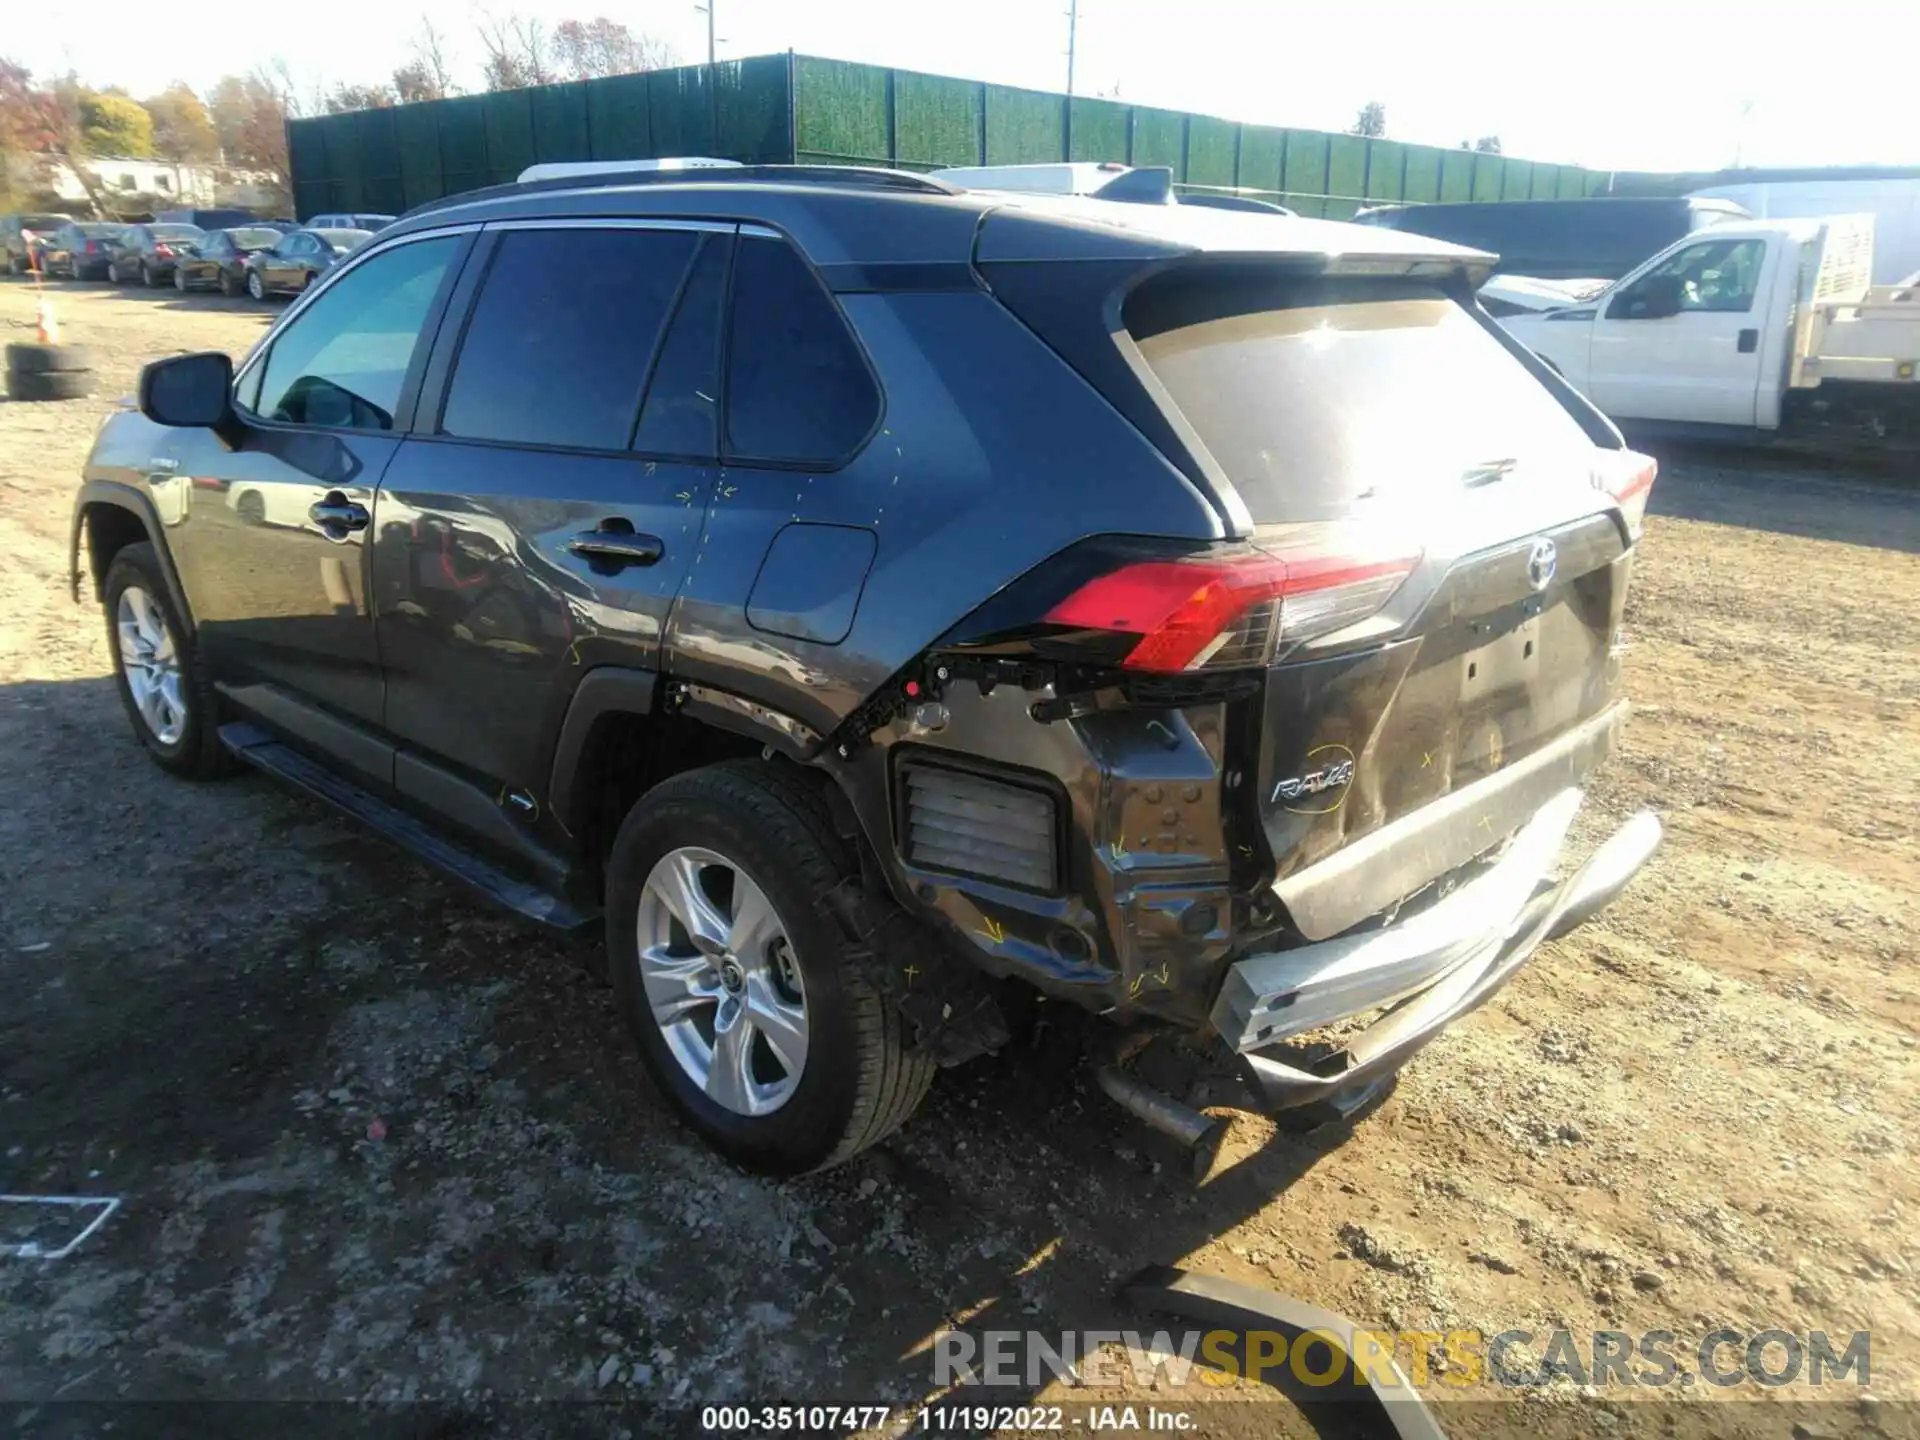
(1, 279, 1916, 1439)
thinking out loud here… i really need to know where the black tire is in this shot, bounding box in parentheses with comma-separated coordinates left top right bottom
(141, 262, 158, 288)
(235, 489, 267, 525)
(7, 369, 93, 401)
(6, 342, 95, 373)
(605, 760, 934, 1174)
(100, 542, 232, 780)
(219, 268, 241, 298)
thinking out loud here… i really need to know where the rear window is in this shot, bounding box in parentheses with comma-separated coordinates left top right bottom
(25, 215, 71, 231)
(441, 226, 698, 451)
(151, 225, 203, 240)
(1128, 272, 1593, 522)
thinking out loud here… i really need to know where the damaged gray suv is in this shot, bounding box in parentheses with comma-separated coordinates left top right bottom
(71, 163, 1661, 1174)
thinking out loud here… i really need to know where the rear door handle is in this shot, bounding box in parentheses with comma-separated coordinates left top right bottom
(1737, 328, 1759, 353)
(309, 492, 370, 535)
(567, 530, 663, 568)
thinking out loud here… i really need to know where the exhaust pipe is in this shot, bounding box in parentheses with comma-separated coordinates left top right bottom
(1096, 1064, 1225, 1179)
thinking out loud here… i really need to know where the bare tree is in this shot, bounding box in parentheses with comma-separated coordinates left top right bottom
(551, 17, 673, 80)
(396, 17, 458, 101)
(1349, 101, 1387, 138)
(1473, 135, 1503, 154)
(476, 11, 556, 91)
(325, 82, 398, 113)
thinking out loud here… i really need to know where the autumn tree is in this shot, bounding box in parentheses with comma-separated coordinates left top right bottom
(145, 83, 220, 162)
(551, 17, 672, 79)
(397, 17, 458, 101)
(325, 82, 397, 113)
(478, 13, 670, 90)
(207, 70, 293, 203)
(79, 91, 155, 156)
(477, 12, 556, 90)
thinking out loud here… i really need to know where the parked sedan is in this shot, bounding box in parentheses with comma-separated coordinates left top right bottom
(106, 224, 207, 286)
(304, 211, 395, 232)
(35, 221, 128, 280)
(2, 213, 74, 274)
(243, 228, 370, 299)
(172, 226, 282, 295)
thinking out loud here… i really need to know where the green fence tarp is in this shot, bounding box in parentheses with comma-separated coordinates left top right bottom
(1365, 140, 1405, 201)
(1068, 97, 1129, 164)
(1281, 129, 1330, 216)
(289, 53, 1627, 219)
(893, 70, 981, 168)
(1185, 115, 1238, 189)
(985, 84, 1063, 166)
(1238, 124, 1284, 197)
(1131, 106, 1186, 176)
(1403, 145, 1442, 205)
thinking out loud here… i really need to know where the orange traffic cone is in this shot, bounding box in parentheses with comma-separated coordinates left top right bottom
(36, 294, 61, 346)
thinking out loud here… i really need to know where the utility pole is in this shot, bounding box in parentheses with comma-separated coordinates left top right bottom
(1066, 0, 1079, 96)
(694, 1, 716, 68)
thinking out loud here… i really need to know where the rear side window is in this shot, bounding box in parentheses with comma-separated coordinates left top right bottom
(725, 235, 879, 463)
(634, 233, 729, 458)
(1128, 271, 1593, 523)
(441, 227, 697, 451)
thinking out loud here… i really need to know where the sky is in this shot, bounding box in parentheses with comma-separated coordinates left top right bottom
(13, 0, 1919, 174)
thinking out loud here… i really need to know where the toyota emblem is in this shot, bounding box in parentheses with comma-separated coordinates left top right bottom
(1527, 537, 1558, 592)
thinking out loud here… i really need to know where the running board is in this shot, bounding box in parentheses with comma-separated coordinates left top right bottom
(219, 722, 597, 934)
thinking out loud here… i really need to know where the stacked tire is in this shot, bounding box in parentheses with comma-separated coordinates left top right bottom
(5, 343, 94, 402)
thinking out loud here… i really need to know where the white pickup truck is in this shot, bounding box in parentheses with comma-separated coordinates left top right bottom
(1499, 214, 1920, 448)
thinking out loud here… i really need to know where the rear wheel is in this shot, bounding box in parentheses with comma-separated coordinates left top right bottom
(219, 267, 241, 297)
(174, 266, 189, 292)
(246, 269, 265, 301)
(605, 761, 934, 1174)
(100, 543, 231, 779)
(235, 490, 267, 526)
(141, 261, 158, 288)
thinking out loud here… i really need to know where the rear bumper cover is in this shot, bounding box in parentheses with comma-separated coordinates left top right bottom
(1212, 788, 1660, 1114)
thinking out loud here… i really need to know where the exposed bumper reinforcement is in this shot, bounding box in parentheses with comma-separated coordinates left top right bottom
(1213, 790, 1660, 1114)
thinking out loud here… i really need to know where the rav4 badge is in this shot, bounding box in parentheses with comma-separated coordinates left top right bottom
(1272, 743, 1356, 813)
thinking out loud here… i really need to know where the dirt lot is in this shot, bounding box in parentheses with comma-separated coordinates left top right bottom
(2, 280, 1916, 1438)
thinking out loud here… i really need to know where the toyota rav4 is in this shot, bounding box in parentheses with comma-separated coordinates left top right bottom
(71, 164, 1661, 1174)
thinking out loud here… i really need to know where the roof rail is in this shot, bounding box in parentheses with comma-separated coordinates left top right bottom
(401, 163, 959, 222)
(517, 156, 741, 182)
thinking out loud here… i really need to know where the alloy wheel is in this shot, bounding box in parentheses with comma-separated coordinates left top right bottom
(116, 585, 186, 746)
(635, 846, 809, 1116)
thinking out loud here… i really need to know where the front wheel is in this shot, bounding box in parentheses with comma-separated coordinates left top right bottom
(174, 266, 189, 292)
(605, 761, 934, 1174)
(101, 543, 232, 779)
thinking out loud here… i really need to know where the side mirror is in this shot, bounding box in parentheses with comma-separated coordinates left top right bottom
(1633, 274, 1683, 319)
(139, 351, 240, 439)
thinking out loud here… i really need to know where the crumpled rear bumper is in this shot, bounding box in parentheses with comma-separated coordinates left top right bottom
(1211, 789, 1661, 1115)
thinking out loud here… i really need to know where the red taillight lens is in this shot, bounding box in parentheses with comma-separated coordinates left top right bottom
(1045, 544, 1417, 673)
(1595, 450, 1657, 541)
(83, 240, 98, 253)
(154, 243, 174, 257)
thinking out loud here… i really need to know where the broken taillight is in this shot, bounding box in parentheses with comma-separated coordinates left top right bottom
(1044, 541, 1418, 674)
(1595, 450, 1657, 541)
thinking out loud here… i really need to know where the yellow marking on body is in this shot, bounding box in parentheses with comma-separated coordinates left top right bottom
(977, 916, 1004, 945)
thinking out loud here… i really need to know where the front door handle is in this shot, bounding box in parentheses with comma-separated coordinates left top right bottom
(567, 530, 663, 569)
(1737, 327, 1759, 354)
(309, 492, 370, 537)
